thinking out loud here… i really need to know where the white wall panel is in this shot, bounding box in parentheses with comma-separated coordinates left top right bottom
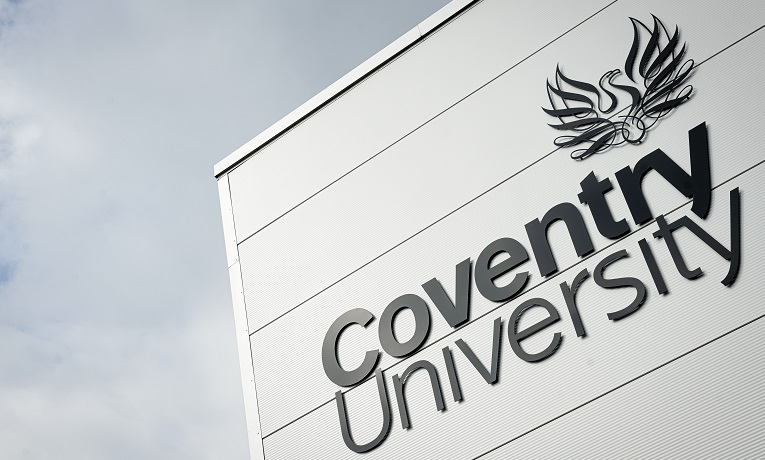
(479, 318, 765, 459)
(237, 0, 765, 334)
(227, 0, 612, 242)
(249, 23, 765, 438)
(227, 263, 265, 460)
(261, 167, 765, 458)
(217, 177, 264, 459)
(218, 0, 765, 457)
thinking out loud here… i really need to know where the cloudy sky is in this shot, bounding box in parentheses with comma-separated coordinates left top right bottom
(0, 0, 450, 458)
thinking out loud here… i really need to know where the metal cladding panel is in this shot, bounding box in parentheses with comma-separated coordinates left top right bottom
(218, 176, 265, 460)
(236, 0, 764, 332)
(219, 0, 765, 458)
(227, 0, 611, 243)
(261, 169, 765, 458)
(249, 45, 765, 435)
(477, 318, 765, 459)
(228, 262, 265, 460)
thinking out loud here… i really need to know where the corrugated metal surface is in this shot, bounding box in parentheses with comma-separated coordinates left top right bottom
(217, 177, 265, 460)
(479, 316, 765, 459)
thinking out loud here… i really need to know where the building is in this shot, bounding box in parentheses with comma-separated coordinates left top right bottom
(214, 1, 765, 458)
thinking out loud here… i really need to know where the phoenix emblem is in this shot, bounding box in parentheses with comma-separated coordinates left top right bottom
(543, 15, 695, 160)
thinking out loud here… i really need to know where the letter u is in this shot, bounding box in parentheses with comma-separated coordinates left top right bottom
(335, 369, 392, 453)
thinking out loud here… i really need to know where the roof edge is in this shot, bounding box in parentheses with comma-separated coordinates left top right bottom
(214, 0, 480, 178)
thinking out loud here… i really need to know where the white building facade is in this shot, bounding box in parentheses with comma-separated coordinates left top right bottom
(215, 1, 765, 458)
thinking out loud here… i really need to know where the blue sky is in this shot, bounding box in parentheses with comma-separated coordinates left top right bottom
(0, 0, 450, 458)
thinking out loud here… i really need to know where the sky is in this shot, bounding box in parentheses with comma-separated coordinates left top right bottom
(0, 0, 451, 458)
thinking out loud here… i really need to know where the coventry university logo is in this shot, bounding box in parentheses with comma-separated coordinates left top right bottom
(544, 15, 695, 160)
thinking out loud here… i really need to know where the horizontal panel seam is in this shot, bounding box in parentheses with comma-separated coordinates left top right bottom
(470, 312, 765, 459)
(260, 156, 765, 440)
(247, 21, 764, 337)
(235, 0, 619, 245)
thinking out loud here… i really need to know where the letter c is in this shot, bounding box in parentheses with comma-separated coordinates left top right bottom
(322, 308, 380, 387)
